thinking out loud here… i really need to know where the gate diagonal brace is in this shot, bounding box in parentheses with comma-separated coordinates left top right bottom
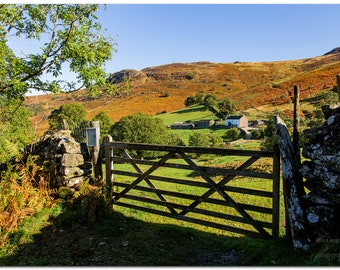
(179, 152, 270, 237)
(115, 149, 178, 215)
(180, 156, 259, 216)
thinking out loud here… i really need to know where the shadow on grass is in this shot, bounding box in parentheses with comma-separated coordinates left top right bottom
(0, 200, 328, 266)
(170, 106, 207, 115)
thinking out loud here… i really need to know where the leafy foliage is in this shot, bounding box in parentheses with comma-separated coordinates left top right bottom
(0, 155, 54, 247)
(250, 128, 264, 139)
(188, 132, 223, 148)
(184, 93, 207, 107)
(56, 181, 110, 226)
(0, 98, 36, 163)
(184, 95, 198, 107)
(224, 127, 241, 141)
(305, 90, 338, 128)
(203, 94, 218, 110)
(112, 113, 184, 158)
(217, 98, 236, 118)
(0, 4, 115, 98)
(261, 110, 292, 151)
(48, 102, 89, 131)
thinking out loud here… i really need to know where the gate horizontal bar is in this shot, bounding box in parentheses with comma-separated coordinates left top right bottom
(107, 141, 274, 157)
(113, 170, 273, 198)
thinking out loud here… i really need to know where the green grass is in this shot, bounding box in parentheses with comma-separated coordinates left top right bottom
(156, 105, 217, 126)
(1, 198, 339, 266)
(110, 151, 285, 238)
(171, 128, 227, 145)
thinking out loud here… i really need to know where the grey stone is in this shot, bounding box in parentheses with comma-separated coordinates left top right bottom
(61, 141, 82, 154)
(66, 177, 84, 187)
(61, 153, 84, 167)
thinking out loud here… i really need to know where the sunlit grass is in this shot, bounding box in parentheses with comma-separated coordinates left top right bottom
(110, 152, 286, 238)
(155, 105, 216, 126)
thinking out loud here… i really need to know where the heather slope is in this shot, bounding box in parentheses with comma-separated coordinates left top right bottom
(25, 50, 340, 135)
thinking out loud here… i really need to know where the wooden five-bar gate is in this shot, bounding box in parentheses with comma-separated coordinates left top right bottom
(105, 137, 281, 238)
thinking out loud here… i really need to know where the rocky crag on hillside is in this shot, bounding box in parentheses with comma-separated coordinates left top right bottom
(107, 69, 147, 84)
(300, 104, 340, 242)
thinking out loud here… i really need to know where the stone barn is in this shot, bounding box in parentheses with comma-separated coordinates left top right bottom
(194, 119, 214, 129)
(170, 122, 195, 129)
(225, 115, 248, 128)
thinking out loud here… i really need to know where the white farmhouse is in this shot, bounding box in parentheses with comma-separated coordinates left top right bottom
(225, 115, 248, 128)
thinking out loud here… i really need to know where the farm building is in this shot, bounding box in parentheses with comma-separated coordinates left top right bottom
(225, 115, 248, 128)
(193, 119, 214, 129)
(248, 119, 266, 127)
(170, 122, 195, 129)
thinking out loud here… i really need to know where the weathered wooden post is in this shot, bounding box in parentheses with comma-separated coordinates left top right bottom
(293, 85, 301, 165)
(105, 135, 113, 205)
(275, 116, 310, 251)
(292, 85, 305, 198)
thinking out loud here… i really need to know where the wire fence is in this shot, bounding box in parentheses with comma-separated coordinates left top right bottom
(71, 121, 91, 143)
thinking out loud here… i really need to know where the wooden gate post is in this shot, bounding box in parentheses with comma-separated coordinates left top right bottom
(275, 116, 310, 251)
(293, 85, 301, 166)
(105, 135, 113, 204)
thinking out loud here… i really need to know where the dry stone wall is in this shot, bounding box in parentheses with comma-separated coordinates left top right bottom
(33, 129, 91, 187)
(300, 105, 340, 242)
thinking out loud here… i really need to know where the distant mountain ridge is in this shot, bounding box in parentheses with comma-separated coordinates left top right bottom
(25, 48, 340, 135)
(324, 47, 340, 55)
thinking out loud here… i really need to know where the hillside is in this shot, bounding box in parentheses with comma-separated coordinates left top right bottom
(25, 49, 340, 136)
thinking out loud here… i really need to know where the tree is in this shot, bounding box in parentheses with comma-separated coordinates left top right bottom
(250, 129, 264, 139)
(203, 94, 217, 110)
(218, 98, 236, 118)
(188, 132, 223, 148)
(112, 113, 184, 158)
(208, 133, 224, 148)
(0, 4, 115, 99)
(0, 97, 36, 163)
(196, 93, 206, 104)
(48, 102, 89, 132)
(184, 95, 198, 107)
(224, 127, 240, 141)
(92, 111, 114, 142)
(261, 110, 292, 151)
(188, 132, 211, 148)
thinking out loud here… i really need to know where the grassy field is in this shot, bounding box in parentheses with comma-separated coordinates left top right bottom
(155, 104, 217, 126)
(1, 182, 338, 266)
(156, 104, 242, 145)
(2, 95, 340, 266)
(109, 148, 284, 237)
(1, 145, 339, 266)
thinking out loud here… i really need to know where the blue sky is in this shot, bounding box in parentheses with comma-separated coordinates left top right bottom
(98, 4, 340, 73)
(9, 3, 340, 94)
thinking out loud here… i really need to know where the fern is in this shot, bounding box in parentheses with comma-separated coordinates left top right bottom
(0, 139, 19, 164)
(0, 155, 54, 247)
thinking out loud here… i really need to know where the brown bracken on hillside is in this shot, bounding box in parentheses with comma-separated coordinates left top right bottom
(25, 49, 340, 136)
